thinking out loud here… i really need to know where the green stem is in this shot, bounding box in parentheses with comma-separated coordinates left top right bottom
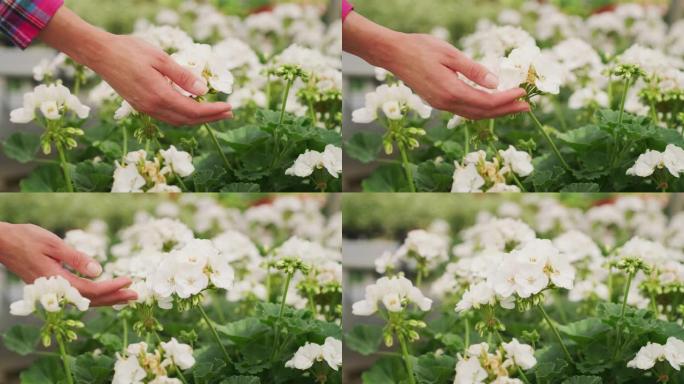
(307, 98, 318, 126)
(56, 333, 74, 384)
(397, 141, 416, 192)
(464, 124, 470, 154)
(198, 305, 231, 364)
(528, 111, 571, 171)
(307, 290, 318, 316)
(55, 142, 74, 192)
(537, 304, 575, 364)
(272, 271, 294, 359)
(618, 77, 632, 127)
(122, 126, 128, 161)
(464, 317, 470, 349)
(275, 78, 295, 156)
(122, 317, 128, 352)
(176, 366, 189, 384)
(204, 124, 234, 172)
(398, 333, 416, 384)
(614, 270, 635, 358)
(173, 171, 189, 192)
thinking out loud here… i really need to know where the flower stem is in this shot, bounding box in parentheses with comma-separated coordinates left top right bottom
(528, 111, 571, 171)
(173, 171, 189, 192)
(464, 124, 470, 154)
(122, 126, 128, 161)
(614, 270, 635, 358)
(204, 124, 234, 172)
(537, 304, 574, 364)
(55, 142, 74, 192)
(618, 77, 632, 127)
(122, 317, 128, 352)
(275, 78, 295, 156)
(272, 271, 294, 359)
(56, 333, 74, 384)
(397, 141, 416, 192)
(464, 317, 470, 349)
(198, 305, 231, 364)
(398, 333, 416, 384)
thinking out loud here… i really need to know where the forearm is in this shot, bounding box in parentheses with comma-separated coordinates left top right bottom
(38, 6, 112, 69)
(342, 12, 405, 71)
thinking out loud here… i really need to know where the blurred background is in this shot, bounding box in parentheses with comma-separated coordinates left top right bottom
(0, 0, 339, 191)
(342, 0, 684, 191)
(341, 193, 684, 383)
(0, 193, 340, 384)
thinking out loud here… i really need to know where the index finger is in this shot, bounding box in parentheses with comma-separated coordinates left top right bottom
(58, 272, 133, 300)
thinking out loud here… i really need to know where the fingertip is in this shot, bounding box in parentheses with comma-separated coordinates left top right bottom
(113, 276, 133, 288)
(483, 73, 499, 89)
(122, 289, 138, 301)
(85, 261, 102, 278)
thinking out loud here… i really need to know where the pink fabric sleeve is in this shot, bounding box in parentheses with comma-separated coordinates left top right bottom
(342, 0, 353, 22)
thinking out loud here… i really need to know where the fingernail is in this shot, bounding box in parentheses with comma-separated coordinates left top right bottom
(86, 262, 102, 277)
(192, 80, 208, 96)
(484, 73, 499, 88)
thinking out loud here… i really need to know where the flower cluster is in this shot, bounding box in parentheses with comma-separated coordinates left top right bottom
(112, 147, 195, 193)
(454, 340, 537, 384)
(352, 275, 432, 316)
(286, 144, 343, 179)
(627, 144, 684, 179)
(451, 148, 533, 193)
(10, 83, 90, 124)
(285, 337, 342, 371)
(10, 276, 90, 316)
(112, 339, 195, 384)
(352, 83, 432, 124)
(627, 337, 684, 371)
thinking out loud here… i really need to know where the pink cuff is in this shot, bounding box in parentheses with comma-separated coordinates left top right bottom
(342, 0, 353, 22)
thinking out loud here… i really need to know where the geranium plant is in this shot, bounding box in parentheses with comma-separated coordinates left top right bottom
(2, 195, 342, 384)
(345, 3, 684, 192)
(2, 2, 342, 192)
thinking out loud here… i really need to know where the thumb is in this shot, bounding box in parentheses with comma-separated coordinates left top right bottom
(51, 242, 102, 278)
(155, 54, 209, 96)
(445, 51, 499, 89)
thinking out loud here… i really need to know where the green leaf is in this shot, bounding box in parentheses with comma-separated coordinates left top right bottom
(72, 354, 115, 384)
(221, 183, 261, 192)
(346, 324, 384, 356)
(220, 376, 261, 384)
(215, 126, 269, 151)
(346, 132, 383, 164)
(414, 161, 454, 192)
(19, 164, 65, 192)
(20, 357, 65, 384)
(72, 161, 114, 192)
(2, 324, 41, 356)
(560, 183, 600, 192)
(362, 357, 406, 384)
(216, 318, 270, 344)
(414, 354, 455, 384)
(2, 132, 41, 163)
(557, 125, 610, 150)
(362, 164, 409, 192)
(557, 318, 611, 344)
(561, 376, 602, 384)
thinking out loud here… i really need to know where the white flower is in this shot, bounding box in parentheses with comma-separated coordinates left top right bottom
(112, 354, 146, 384)
(112, 162, 146, 193)
(453, 357, 487, 384)
(664, 337, 684, 370)
(498, 45, 563, 94)
(502, 338, 537, 369)
(10, 83, 90, 124)
(447, 115, 463, 129)
(114, 100, 137, 120)
(172, 43, 234, 95)
(285, 338, 342, 371)
(352, 83, 432, 124)
(352, 275, 432, 316)
(321, 337, 343, 371)
(499, 146, 533, 177)
(455, 281, 496, 313)
(64, 229, 108, 261)
(160, 145, 195, 178)
(451, 163, 485, 193)
(395, 229, 449, 267)
(160, 338, 196, 370)
(10, 276, 90, 316)
(286, 145, 342, 179)
(628, 342, 667, 370)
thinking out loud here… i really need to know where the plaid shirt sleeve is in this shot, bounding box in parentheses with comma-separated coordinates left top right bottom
(0, 0, 64, 49)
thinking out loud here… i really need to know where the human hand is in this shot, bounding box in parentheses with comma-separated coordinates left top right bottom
(0, 223, 136, 307)
(343, 13, 529, 120)
(40, 7, 233, 127)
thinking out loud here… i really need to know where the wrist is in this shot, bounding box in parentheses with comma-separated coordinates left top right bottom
(0, 222, 12, 259)
(368, 29, 405, 72)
